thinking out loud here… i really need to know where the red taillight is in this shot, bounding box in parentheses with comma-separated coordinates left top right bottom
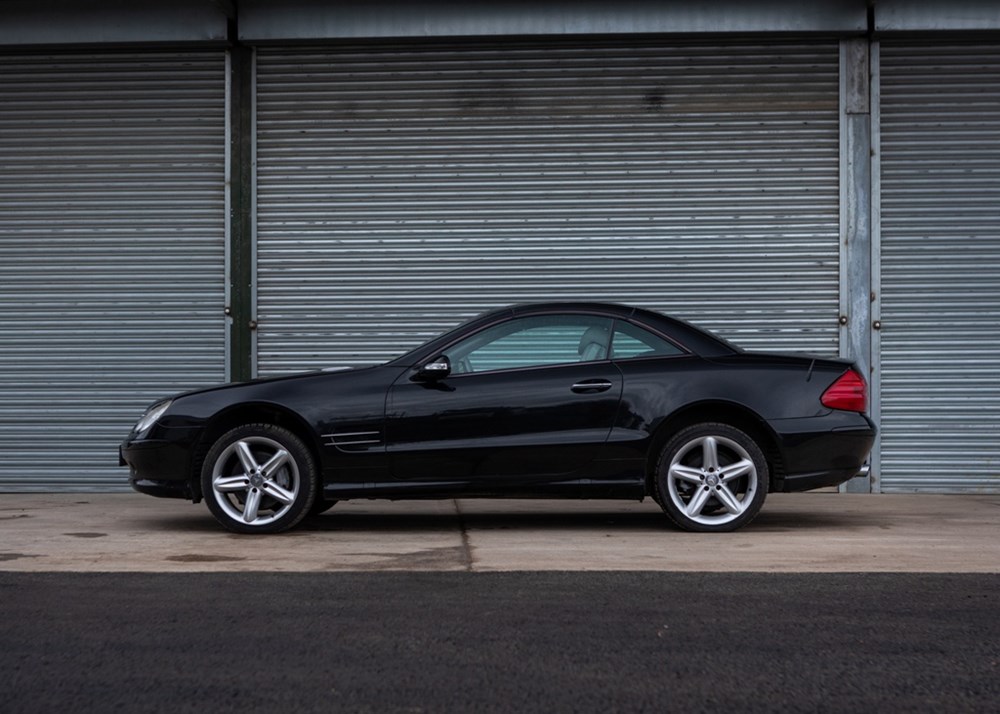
(821, 369, 868, 413)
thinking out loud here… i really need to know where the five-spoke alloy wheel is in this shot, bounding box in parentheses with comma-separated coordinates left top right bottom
(201, 424, 317, 534)
(655, 423, 768, 532)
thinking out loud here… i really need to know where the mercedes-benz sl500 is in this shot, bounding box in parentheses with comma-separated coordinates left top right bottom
(120, 303, 875, 533)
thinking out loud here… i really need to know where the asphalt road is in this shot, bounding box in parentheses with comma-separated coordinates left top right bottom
(2, 572, 997, 713)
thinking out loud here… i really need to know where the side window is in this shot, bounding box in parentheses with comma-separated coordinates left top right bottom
(444, 315, 614, 374)
(611, 321, 684, 360)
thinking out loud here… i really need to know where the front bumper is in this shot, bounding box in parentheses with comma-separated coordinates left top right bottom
(120, 436, 198, 501)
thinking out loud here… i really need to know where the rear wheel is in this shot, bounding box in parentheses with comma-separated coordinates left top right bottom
(201, 424, 317, 534)
(655, 423, 768, 532)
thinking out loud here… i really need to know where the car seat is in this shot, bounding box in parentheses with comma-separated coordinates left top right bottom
(578, 326, 610, 362)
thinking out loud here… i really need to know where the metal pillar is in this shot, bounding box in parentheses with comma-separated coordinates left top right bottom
(228, 43, 255, 383)
(839, 38, 875, 493)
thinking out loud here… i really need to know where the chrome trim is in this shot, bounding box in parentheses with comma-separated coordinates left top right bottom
(322, 431, 383, 450)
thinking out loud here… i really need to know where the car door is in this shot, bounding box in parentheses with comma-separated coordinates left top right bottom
(385, 315, 623, 486)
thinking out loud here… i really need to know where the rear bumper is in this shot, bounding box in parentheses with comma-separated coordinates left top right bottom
(777, 465, 869, 493)
(770, 413, 876, 492)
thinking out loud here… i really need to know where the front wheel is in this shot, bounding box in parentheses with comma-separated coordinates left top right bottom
(655, 423, 768, 533)
(201, 424, 317, 534)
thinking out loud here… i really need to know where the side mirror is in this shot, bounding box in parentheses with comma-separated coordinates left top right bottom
(412, 355, 451, 382)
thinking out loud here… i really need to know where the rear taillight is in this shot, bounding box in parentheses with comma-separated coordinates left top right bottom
(821, 369, 868, 413)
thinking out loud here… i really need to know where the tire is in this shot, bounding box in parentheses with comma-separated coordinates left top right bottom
(654, 422, 768, 533)
(201, 424, 317, 534)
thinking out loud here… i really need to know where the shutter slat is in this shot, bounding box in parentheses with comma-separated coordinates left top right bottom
(879, 42, 1000, 493)
(0, 52, 227, 490)
(255, 40, 841, 374)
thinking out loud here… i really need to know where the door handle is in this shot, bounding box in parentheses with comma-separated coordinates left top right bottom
(571, 380, 614, 394)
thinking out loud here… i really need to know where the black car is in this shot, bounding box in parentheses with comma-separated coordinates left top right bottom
(121, 303, 875, 533)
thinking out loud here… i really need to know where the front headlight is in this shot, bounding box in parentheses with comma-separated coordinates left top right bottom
(133, 399, 173, 436)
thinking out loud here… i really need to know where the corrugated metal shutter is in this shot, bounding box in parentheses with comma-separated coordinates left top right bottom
(0, 52, 227, 490)
(255, 40, 840, 374)
(878, 43, 1000, 492)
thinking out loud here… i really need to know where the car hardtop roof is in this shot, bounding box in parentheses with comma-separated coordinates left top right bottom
(389, 302, 738, 366)
(507, 302, 738, 355)
(509, 301, 635, 317)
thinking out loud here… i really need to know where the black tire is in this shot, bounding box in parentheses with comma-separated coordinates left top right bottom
(201, 423, 317, 534)
(654, 422, 768, 533)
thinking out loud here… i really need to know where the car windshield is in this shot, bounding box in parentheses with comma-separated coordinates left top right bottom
(384, 308, 513, 367)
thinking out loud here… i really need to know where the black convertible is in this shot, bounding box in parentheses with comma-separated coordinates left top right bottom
(121, 303, 875, 533)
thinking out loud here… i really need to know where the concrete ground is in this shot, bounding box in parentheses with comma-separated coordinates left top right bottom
(1, 492, 997, 572)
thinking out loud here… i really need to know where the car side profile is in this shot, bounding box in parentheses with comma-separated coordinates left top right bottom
(120, 303, 875, 533)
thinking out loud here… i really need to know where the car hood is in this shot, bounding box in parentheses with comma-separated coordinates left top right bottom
(170, 364, 377, 401)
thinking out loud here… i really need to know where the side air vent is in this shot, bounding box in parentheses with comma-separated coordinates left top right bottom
(321, 431, 383, 452)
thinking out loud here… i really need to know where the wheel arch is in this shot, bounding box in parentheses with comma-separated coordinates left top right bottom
(190, 402, 323, 500)
(644, 401, 785, 496)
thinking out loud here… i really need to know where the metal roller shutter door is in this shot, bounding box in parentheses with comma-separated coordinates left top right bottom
(0, 52, 227, 490)
(879, 43, 1000, 492)
(255, 40, 840, 374)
